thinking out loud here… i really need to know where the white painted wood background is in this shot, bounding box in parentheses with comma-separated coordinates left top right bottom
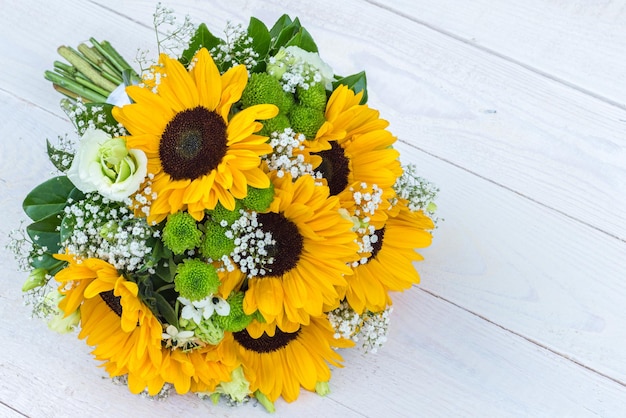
(1, 0, 625, 416)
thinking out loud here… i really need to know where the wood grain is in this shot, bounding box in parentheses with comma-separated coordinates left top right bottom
(2, 0, 626, 416)
(370, 0, 626, 108)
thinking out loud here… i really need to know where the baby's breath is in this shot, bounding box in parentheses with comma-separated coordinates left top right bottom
(153, 2, 195, 57)
(262, 128, 319, 180)
(230, 211, 275, 278)
(210, 22, 259, 71)
(62, 193, 156, 271)
(327, 301, 393, 353)
(394, 164, 440, 224)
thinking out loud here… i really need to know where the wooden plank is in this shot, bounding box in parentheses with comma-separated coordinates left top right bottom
(396, 138, 626, 384)
(2, 0, 626, 415)
(371, 0, 626, 108)
(0, 403, 26, 418)
(3, 275, 625, 416)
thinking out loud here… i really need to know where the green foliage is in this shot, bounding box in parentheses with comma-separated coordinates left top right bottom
(246, 17, 271, 72)
(269, 15, 318, 54)
(23, 176, 75, 222)
(333, 71, 368, 104)
(180, 23, 222, 66)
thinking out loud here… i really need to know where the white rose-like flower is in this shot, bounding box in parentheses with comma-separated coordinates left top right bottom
(284, 46, 334, 86)
(67, 128, 147, 201)
(268, 45, 334, 90)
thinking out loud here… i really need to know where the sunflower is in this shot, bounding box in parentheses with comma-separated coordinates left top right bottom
(343, 205, 434, 313)
(220, 317, 353, 402)
(112, 48, 279, 223)
(54, 253, 239, 395)
(240, 172, 358, 331)
(313, 85, 402, 228)
(53, 254, 164, 394)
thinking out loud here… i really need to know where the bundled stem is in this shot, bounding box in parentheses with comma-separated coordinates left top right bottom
(44, 39, 139, 103)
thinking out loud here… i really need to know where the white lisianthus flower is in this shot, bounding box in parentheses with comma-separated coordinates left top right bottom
(67, 128, 147, 201)
(268, 45, 334, 90)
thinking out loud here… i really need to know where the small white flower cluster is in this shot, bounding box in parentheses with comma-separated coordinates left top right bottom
(130, 173, 157, 221)
(349, 183, 383, 267)
(47, 134, 76, 172)
(229, 211, 276, 277)
(7, 226, 35, 272)
(62, 193, 156, 271)
(210, 22, 259, 71)
(352, 182, 384, 218)
(152, 2, 195, 57)
(63, 99, 126, 137)
(113, 375, 173, 401)
(268, 52, 323, 93)
(262, 128, 319, 180)
(327, 301, 393, 353)
(140, 69, 165, 95)
(394, 164, 439, 217)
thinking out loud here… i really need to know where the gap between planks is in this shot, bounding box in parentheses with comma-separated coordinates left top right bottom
(418, 286, 626, 389)
(364, 0, 626, 112)
(397, 137, 626, 244)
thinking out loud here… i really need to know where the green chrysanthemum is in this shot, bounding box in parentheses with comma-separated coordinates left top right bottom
(297, 83, 327, 111)
(210, 200, 243, 225)
(242, 184, 275, 212)
(213, 292, 254, 332)
(289, 105, 326, 138)
(242, 73, 292, 113)
(162, 212, 202, 254)
(200, 221, 235, 260)
(260, 114, 291, 137)
(174, 259, 220, 301)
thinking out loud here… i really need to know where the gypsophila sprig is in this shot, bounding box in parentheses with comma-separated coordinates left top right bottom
(14, 8, 440, 413)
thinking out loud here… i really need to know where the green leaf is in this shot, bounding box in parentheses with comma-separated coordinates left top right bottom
(247, 17, 271, 71)
(46, 139, 74, 172)
(153, 291, 179, 327)
(269, 14, 293, 40)
(180, 23, 223, 66)
(333, 71, 368, 104)
(27, 215, 62, 253)
(285, 27, 318, 53)
(27, 214, 63, 271)
(271, 18, 302, 54)
(30, 253, 64, 271)
(23, 176, 75, 222)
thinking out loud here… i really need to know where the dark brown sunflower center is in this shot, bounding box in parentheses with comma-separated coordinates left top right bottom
(315, 141, 350, 196)
(257, 212, 304, 277)
(99, 290, 122, 317)
(369, 227, 385, 260)
(233, 327, 301, 353)
(159, 106, 228, 180)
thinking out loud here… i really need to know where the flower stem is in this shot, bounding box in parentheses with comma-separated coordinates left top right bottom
(57, 46, 118, 92)
(44, 71, 108, 102)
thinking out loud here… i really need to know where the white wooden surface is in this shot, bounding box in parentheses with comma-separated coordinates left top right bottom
(1, 0, 626, 416)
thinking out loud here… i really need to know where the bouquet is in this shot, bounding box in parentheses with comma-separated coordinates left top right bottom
(11, 5, 439, 411)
